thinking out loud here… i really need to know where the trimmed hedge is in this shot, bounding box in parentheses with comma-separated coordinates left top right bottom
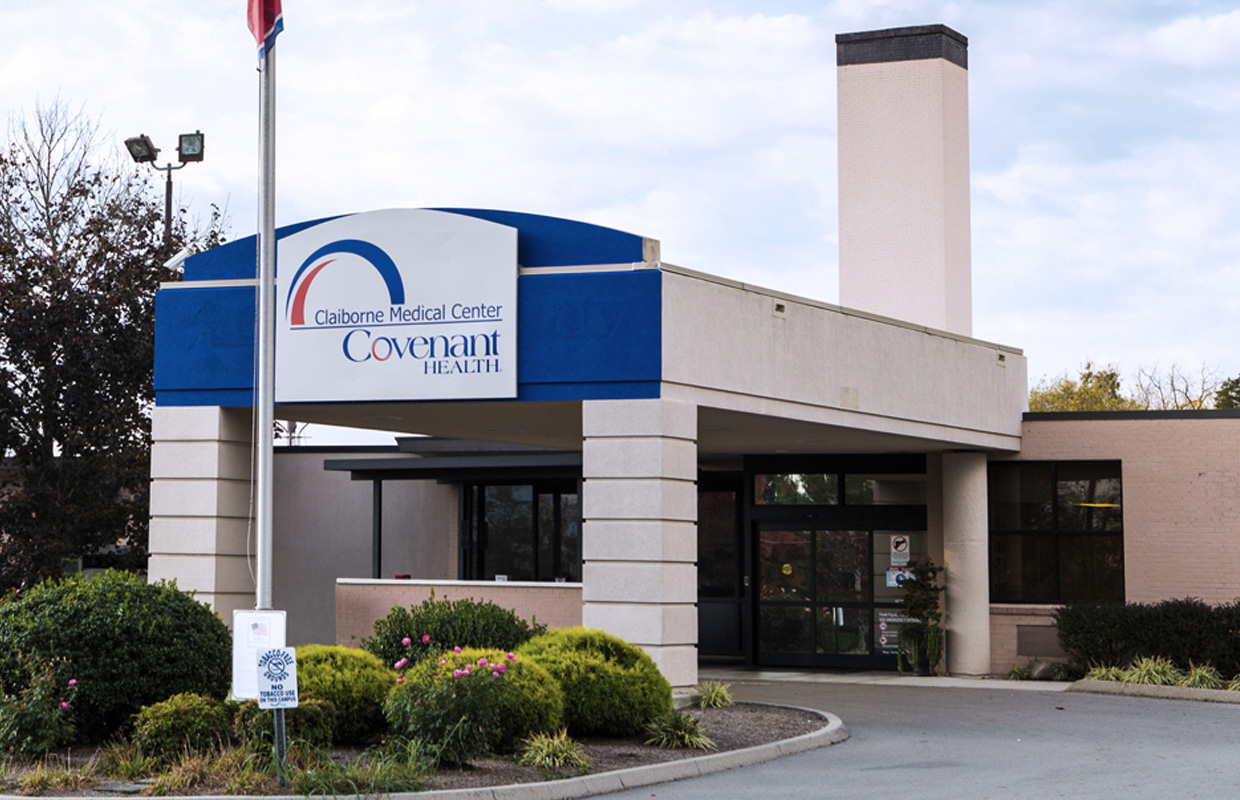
(0, 570, 231, 740)
(295, 645, 394, 743)
(1055, 598, 1240, 677)
(132, 693, 233, 763)
(518, 628, 671, 737)
(363, 593, 546, 666)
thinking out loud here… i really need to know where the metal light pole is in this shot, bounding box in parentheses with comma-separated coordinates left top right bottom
(124, 131, 205, 244)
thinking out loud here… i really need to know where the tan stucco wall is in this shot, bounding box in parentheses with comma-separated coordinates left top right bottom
(335, 579, 583, 647)
(660, 269, 1025, 451)
(274, 449, 456, 645)
(838, 58, 972, 337)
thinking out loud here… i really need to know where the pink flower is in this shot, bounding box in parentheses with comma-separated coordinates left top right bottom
(491, 671, 499, 677)
(453, 646, 462, 653)
(68, 679, 77, 687)
(505, 652, 516, 661)
(439, 659, 447, 665)
(394, 658, 409, 670)
(496, 663, 506, 673)
(453, 669, 462, 678)
(421, 634, 431, 644)
(401, 637, 412, 646)
(478, 658, 488, 667)
(60, 702, 69, 709)
(396, 677, 404, 685)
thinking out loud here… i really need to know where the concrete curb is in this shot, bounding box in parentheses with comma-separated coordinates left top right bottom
(1067, 678, 1240, 704)
(40, 705, 847, 800)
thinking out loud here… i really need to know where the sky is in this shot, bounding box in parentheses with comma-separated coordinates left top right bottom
(3, 1, 1239, 442)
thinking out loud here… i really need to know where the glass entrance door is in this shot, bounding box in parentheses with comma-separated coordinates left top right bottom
(757, 528, 873, 667)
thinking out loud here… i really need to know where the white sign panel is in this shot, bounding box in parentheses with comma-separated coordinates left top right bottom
(890, 534, 911, 567)
(232, 610, 287, 700)
(257, 647, 299, 710)
(276, 209, 518, 402)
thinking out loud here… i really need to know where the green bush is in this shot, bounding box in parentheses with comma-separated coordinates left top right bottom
(0, 570, 231, 740)
(644, 710, 715, 750)
(1055, 598, 1240, 678)
(0, 663, 78, 756)
(518, 628, 671, 737)
(132, 693, 233, 763)
(295, 645, 394, 743)
(362, 592, 546, 667)
(384, 647, 562, 765)
(234, 694, 337, 752)
(1122, 655, 1183, 686)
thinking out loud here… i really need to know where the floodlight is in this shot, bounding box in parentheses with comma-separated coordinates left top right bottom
(178, 131, 205, 163)
(124, 135, 160, 163)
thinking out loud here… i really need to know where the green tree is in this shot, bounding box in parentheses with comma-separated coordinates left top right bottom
(1214, 376, 1240, 410)
(0, 101, 224, 590)
(1027, 362, 1145, 412)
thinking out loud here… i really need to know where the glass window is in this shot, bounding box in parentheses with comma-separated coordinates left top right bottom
(988, 461, 1123, 604)
(466, 483, 581, 583)
(988, 462, 1053, 531)
(483, 485, 534, 581)
(698, 489, 739, 598)
(1056, 462, 1122, 532)
(754, 474, 839, 505)
(845, 474, 927, 505)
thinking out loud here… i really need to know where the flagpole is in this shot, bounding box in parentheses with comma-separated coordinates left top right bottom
(255, 39, 277, 611)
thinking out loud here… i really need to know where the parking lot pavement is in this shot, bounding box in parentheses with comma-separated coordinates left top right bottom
(602, 671, 1240, 800)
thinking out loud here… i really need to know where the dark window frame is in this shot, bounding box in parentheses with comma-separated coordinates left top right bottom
(988, 460, 1124, 604)
(461, 478, 582, 583)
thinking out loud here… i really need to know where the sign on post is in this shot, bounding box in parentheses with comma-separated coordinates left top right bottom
(232, 610, 287, 700)
(257, 647, 299, 710)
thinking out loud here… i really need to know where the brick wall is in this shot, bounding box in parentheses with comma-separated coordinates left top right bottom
(335, 579, 583, 646)
(989, 416, 1240, 672)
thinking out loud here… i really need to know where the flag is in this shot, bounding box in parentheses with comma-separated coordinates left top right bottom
(248, 0, 284, 61)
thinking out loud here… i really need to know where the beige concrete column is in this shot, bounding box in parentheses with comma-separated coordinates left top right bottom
(148, 406, 256, 621)
(941, 451, 990, 675)
(581, 398, 698, 689)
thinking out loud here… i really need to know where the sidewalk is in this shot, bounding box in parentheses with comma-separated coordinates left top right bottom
(699, 666, 1072, 692)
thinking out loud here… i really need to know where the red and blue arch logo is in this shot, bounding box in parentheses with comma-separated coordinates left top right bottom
(285, 239, 405, 326)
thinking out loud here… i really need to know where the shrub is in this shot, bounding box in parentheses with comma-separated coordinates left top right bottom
(688, 680, 734, 708)
(0, 570, 231, 740)
(517, 729, 591, 772)
(1083, 665, 1125, 682)
(0, 664, 78, 755)
(644, 711, 715, 750)
(1180, 662, 1224, 690)
(384, 648, 563, 765)
(131, 693, 232, 764)
(1054, 598, 1240, 678)
(234, 695, 337, 752)
(362, 592, 546, 667)
(1122, 656, 1183, 686)
(295, 645, 394, 743)
(518, 628, 672, 737)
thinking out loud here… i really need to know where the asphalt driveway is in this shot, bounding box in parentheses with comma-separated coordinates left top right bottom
(602, 673, 1240, 800)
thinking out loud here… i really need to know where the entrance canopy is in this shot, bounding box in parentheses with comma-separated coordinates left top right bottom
(155, 208, 1025, 458)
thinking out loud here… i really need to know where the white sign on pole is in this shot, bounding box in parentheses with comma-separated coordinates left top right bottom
(890, 534, 911, 567)
(232, 610, 287, 700)
(275, 208, 518, 403)
(257, 647, 299, 710)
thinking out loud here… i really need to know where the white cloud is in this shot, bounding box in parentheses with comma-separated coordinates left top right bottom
(1149, 9, 1240, 68)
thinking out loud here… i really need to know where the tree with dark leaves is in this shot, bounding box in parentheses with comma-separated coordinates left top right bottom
(0, 101, 225, 590)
